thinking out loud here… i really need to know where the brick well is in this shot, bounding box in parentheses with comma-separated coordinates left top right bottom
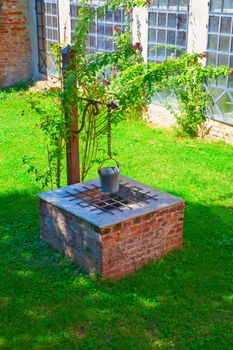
(39, 176, 184, 280)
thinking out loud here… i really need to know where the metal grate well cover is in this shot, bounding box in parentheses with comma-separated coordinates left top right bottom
(63, 181, 158, 215)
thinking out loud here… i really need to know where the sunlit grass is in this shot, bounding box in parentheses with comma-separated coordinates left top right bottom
(0, 85, 232, 349)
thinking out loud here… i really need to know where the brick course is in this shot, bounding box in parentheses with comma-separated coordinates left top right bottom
(101, 203, 184, 279)
(0, 0, 32, 86)
(40, 199, 184, 280)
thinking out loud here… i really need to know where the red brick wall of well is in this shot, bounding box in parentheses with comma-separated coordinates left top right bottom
(101, 203, 184, 280)
(0, 0, 32, 86)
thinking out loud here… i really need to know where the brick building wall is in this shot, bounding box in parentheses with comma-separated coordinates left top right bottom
(0, 0, 32, 86)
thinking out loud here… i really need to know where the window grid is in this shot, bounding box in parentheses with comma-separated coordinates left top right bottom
(148, 0, 190, 63)
(70, 1, 126, 53)
(210, 0, 233, 14)
(206, 0, 233, 124)
(35, 0, 60, 75)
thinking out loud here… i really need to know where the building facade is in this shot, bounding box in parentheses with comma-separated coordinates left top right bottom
(0, 0, 32, 86)
(0, 0, 232, 127)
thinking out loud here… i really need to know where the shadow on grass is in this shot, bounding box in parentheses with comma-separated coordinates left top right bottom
(0, 81, 35, 94)
(0, 191, 232, 349)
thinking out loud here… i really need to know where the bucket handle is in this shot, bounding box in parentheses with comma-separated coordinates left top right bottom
(98, 158, 120, 170)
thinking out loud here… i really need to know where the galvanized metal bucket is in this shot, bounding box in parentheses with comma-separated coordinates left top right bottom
(98, 159, 120, 194)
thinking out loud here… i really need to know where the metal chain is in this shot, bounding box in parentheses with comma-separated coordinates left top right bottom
(107, 107, 112, 159)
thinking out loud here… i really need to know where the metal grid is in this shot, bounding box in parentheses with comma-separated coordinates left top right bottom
(206, 0, 233, 124)
(70, 0, 126, 53)
(35, 0, 60, 75)
(148, 0, 190, 63)
(63, 181, 158, 216)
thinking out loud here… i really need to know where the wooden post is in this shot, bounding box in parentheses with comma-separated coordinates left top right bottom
(62, 45, 81, 185)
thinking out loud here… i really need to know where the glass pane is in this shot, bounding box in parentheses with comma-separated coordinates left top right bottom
(77, 6, 82, 16)
(159, 0, 169, 9)
(229, 75, 233, 89)
(90, 6, 96, 15)
(208, 86, 224, 98)
(217, 91, 233, 114)
(89, 36, 96, 48)
(231, 39, 233, 52)
(167, 48, 176, 58)
(46, 16, 52, 27)
(106, 24, 113, 36)
(208, 34, 218, 50)
(211, 0, 223, 12)
(179, 0, 189, 11)
(209, 16, 219, 32)
(90, 22, 96, 34)
(167, 30, 176, 44)
(46, 3, 51, 14)
(97, 24, 104, 35)
(177, 31, 186, 46)
(207, 76, 217, 86)
(46, 40, 51, 51)
(71, 19, 76, 31)
(106, 10, 112, 22)
(209, 105, 221, 119)
(230, 55, 233, 67)
(177, 14, 187, 30)
(158, 13, 167, 27)
(150, 0, 159, 8)
(217, 76, 228, 87)
(97, 36, 105, 50)
(52, 4, 57, 15)
(168, 0, 178, 10)
(53, 30, 58, 41)
(71, 5, 77, 17)
(219, 36, 230, 52)
(149, 28, 157, 42)
(106, 39, 113, 50)
(223, 0, 233, 13)
(122, 11, 125, 22)
(46, 28, 51, 38)
(220, 17, 232, 33)
(218, 53, 229, 65)
(149, 12, 157, 26)
(157, 47, 166, 58)
(207, 52, 217, 65)
(114, 10, 122, 23)
(148, 44, 156, 58)
(176, 48, 185, 57)
(53, 17, 57, 28)
(168, 14, 177, 28)
(46, 55, 53, 70)
(157, 29, 166, 43)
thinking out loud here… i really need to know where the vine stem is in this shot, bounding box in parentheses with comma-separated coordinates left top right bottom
(47, 145, 54, 190)
(107, 107, 112, 159)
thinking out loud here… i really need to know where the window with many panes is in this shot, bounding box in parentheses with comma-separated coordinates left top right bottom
(70, 0, 126, 53)
(148, 0, 190, 62)
(206, 0, 233, 124)
(35, 0, 59, 75)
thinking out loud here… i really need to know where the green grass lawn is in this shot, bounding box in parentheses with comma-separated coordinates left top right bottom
(0, 85, 233, 350)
